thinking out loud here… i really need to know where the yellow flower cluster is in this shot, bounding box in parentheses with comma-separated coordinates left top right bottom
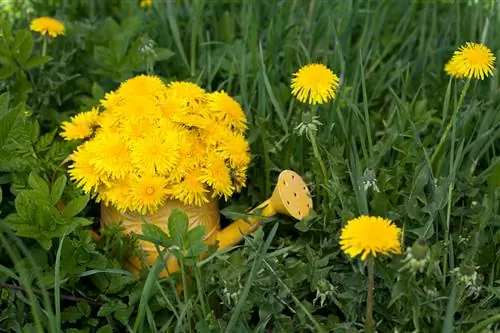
(61, 75, 250, 215)
(445, 42, 495, 80)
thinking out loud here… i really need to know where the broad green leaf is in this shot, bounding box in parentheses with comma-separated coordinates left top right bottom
(168, 208, 189, 241)
(70, 217, 94, 227)
(0, 65, 15, 79)
(13, 30, 33, 65)
(61, 194, 90, 218)
(50, 174, 67, 205)
(23, 55, 52, 69)
(96, 326, 113, 333)
(28, 172, 50, 196)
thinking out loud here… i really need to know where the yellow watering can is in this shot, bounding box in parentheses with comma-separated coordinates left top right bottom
(98, 170, 313, 278)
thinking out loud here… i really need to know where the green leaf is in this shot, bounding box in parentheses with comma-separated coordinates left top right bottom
(97, 299, 127, 317)
(96, 326, 112, 333)
(28, 172, 50, 196)
(141, 222, 172, 247)
(13, 30, 33, 65)
(168, 208, 189, 241)
(50, 174, 67, 205)
(91, 82, 105, 100)
(70, 217, 94, 227)
(61, 194, 90, 218)
(23, 55, 52, 69)
(154, 47, 175, 61)
(0, 65, 15, 79)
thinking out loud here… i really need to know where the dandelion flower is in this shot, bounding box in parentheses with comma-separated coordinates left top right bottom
(139, 0, 152, 8)
(91, 132, 132, 180)
(166, 81, 206, 107)
(444, 42, 496, 80)
(219, 133, 251, 168)
(207, 91, 247, 133)
(60, 108, 101, 141)
(128, 175, 168, 214)
(200, 154, 233, 199)
(117, 75, 166, 99)
(130, 133, 180, 175)
(97, 178, 134, 212)
(68, 143, 106, 193)
(172, 170, 209, 206)
(339, 215, 402, 261)
(30, 17, 65, 38)
(291, 63, 339, 105)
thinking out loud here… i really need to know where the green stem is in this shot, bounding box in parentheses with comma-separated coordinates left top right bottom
(42, 37, 48, 57)
(465, 314, 500, 333)
(365, 256, 375, 333)
(307, 131, 328, 186)
(430, 79, 471, 165)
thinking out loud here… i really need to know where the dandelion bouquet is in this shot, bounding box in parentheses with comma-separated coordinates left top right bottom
(60, 75, 250, 215)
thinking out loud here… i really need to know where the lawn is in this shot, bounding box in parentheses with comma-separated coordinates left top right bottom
(0, 0, 499, 332)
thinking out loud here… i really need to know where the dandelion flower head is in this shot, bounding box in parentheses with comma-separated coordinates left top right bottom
(30, 17, 65, 38)
(61, 74, 251, 214)
(291, 63, 340, 105)
(444, 42, 496, 80)
(139, 0, 153, 8)
(339, 215, 402, 261)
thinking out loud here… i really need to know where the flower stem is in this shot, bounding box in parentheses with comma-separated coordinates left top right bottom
(307, 130, 328, 186)
(42, 37, 48, 57)
(430, 79, 471, 165)
(365, 256, 375, 333)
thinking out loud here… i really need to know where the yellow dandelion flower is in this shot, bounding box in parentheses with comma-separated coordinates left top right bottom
(291, 63, 340, 105)
(206, 91, 247, 133)
(100, 91, 125, 113)
(444, 42, 496, 80)
(172, 170, 209, 206)
(90, 131, 132, 180)
(97, 178, 134, 212)
(128, 175, 168, 215)
(120, 117, 155, 141)
(68, 142, 106, 193)
(166, 81, 206, 107)
(158, 94, 186, 119)
(139, 0, 152, 8)
(60, 108, 101, 141)
(339, 215, 402, 261)
(130, 132, 180, 175)
(231, 164, 248, 192)
(30, 17, 65, 38)
(114, 95, 160, 121)
(200, 154, 233, 199)
(201, 122, 233, 147)
(218, 132, 251, 168)
(117, 75, 166, 99)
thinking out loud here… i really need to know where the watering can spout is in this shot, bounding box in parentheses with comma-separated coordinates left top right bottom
(213, 169, 313, 250)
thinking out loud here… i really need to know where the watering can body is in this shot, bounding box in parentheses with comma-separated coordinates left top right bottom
(99, 170, 313, 277)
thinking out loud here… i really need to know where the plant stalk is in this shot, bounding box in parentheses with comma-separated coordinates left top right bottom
(365, 256, 375, 333)
(430, 79, 471, 165)
(307, 131, 328, 186)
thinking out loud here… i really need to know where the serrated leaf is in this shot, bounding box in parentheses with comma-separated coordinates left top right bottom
(141, 222, 172, 247)
(97, 300, 127, 317)
(50, 174, 67, 205)
(61, 194, 90, 218)
(23, 55, 52, 69)
(28, 172, 50, 196)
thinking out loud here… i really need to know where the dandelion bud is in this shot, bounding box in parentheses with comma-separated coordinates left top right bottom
(410, 238, 429, 261)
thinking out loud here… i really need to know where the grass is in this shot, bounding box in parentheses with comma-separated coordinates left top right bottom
(0, 0, 500, 332)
